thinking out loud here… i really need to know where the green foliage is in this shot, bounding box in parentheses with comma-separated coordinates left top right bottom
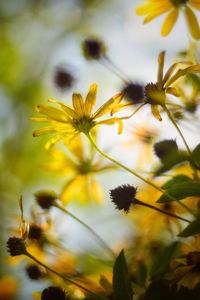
(179, 218, 200, 237)
(113, 250, 133, 300)
(157, 181, 200, 202)
(191, 144, 200, 169)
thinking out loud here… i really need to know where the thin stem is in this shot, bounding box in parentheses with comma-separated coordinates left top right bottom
(25, 251, 108, 300)
(163, 105, 192, 155)
(54, 203, 116, 259)
(86, 132, 195, 216)
(135, 199, 191, 223)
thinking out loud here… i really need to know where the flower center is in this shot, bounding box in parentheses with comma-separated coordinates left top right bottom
(72, 116, 95, 134)
(144, 83, 165, 105)
(170, 0, 188, 7)
(77, 159, 93, 174)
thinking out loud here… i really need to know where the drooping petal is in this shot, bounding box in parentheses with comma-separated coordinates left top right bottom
(151, 104, 162, 121)
(166, 87, 180, 97)
(96, 118, 124, 134)
(161, 9, 179, 37)
(184, 6, 200, 39)
(163, 61, 192, 86)
(84, 83, 98, 116)
(45, 135, 66, 150)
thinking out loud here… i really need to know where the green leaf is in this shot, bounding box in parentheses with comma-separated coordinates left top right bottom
(154, 151, 188, 177)
(178, 218, 200, 237)
(162, 174, 192, 190)
(157, 181, 200, 203)
(113, 250, 133, 300)
(191, 144, 200, 169)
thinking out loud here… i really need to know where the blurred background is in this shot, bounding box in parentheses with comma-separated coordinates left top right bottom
(0, 0, 199, 299)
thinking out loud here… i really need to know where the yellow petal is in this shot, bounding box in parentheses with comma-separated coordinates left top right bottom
(45, 135, 65, 150)
(157, 51, 165, 84)
(84, 83, 98, 116)
(36, 104, 70, 122)
(48, 98, 78, 119)
(96, 117, 123, 133)
(151, 104, 162, 121)
(165, 64, 200, 87)
(189, 0, 200, 10)
(143, 5, 172, 24)
(33, 126, 58, 137)
(166, 87, 180, 97)
(93, 92, 123, 119)
(184, 6, 200, 39)
(161, 9, 179, 36)
(72, 93, 84, 116)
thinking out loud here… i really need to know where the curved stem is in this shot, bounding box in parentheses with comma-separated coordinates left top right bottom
(86, 132, 195, 216)
(54, 203, 116, 259)
(135, 199, 191, 223)
(25, 251, 108, 300)
(163, 105, 191, 155)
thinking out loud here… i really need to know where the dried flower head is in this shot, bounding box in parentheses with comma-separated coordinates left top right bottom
(154, 139, 178, 161)
(34, 190, 57, 209)
(54, 67, 75, 90)
(41, 286, 66, 300)
(110, 184, 137, 213)
(82, 38, 106, 60)
(7, 237, 27, 256)
(26, 264, 42, 280)
(28, 224, 43, 240)
(122, 82, 144, 104)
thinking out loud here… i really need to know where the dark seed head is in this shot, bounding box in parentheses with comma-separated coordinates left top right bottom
(41, 286, 66, 300)
(7, 237, 27, 256)
(122, 82, 144, 104)
(154, 139, 178, 162)
(35, 190, 57, 209)
(28, 224, 43, 240)
(26, 264, 42, 280)
(82, 38, 106, 60)
(54, 67, 74, 90)
(110, 184, 137, 213)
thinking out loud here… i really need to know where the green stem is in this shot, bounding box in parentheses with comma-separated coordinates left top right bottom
(163, 105, 192, 155)
(135, 199, 191, 223)
(54, 203, 116, 259)
(25, 251, 108, 300)
(86, 132, 195, 216)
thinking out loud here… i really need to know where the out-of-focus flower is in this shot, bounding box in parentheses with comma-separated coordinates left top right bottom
(136, 0, 200, 39)
(54, 66, 75, 91)
(122, 82, 145, 105)
(82, 38, 106, 60)
(32, 83, 126, 150)
(0, 276, 18, 300)
(143, 51, 200, 121)
(124, 122, 159, 169)
(43, 135, 115, 204)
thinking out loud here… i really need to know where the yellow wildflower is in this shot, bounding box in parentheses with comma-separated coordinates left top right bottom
(32, 83, 125, 150)
(0, 276, 18, 300)
(43, 135, 115, 204)
(143, 51, 200, 121)
(136, 0, 200, 39)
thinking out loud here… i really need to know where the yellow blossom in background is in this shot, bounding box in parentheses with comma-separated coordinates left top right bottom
(124, 121, 159, 169)
(0, 276, 18, 300)
(136, 0, 200, 39)
(43, 135, 115, 204)
(32, 83, 126, 150)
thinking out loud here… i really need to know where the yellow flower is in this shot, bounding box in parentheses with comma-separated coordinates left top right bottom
(136, 0, 200, 39)
(43, 135, 115, 204)
(32, 83, 125, 150)
(143, 51, 200, 121)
